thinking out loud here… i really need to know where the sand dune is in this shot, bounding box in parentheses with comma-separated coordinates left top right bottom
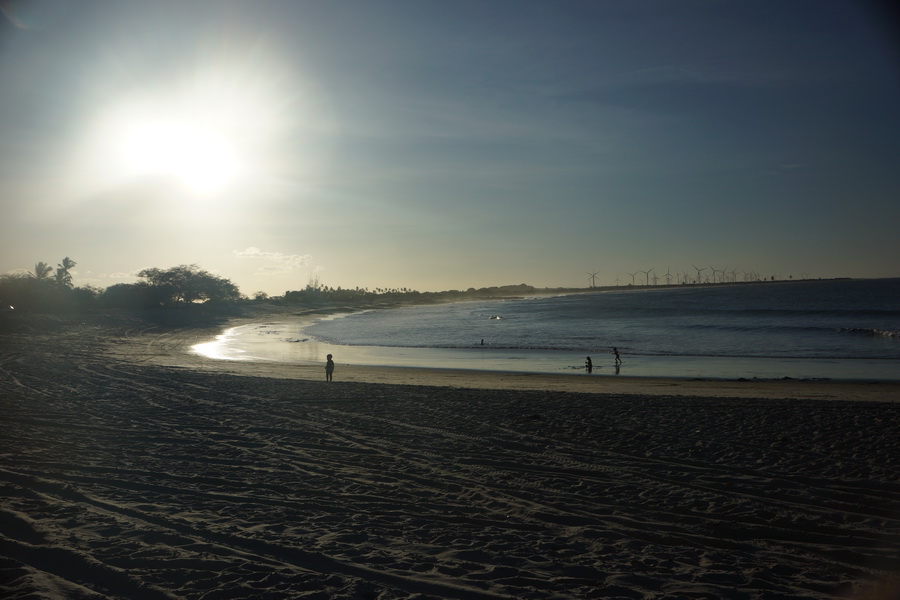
(1, 312, 899, 599)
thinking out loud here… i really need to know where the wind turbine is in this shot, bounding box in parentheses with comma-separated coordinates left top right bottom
(692, 265, 706, 285)
(627, 272, 637, 286)
(640, 269, 653, 286)
(664, 267, 673, 286)
(586, 270, 599, 288)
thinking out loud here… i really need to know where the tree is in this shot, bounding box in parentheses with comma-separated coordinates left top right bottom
(137, 264, 241, 306)
(55, 257, 76, 289)
(69, 285, 102, 309)
(1, 272, 40, 308)
(33, 262, 53, 280)
(3, 264, 99, 313)
(100, 282, 162, 309)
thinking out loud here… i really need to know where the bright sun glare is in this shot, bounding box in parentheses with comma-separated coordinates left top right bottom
(122, 119, 241, 195)
(77, 57, 307, 202)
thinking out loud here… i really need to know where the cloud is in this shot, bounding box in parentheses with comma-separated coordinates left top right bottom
(234, 247, 312, 273)
(106, 271, 141, 280)
(0, 3, 26, 29)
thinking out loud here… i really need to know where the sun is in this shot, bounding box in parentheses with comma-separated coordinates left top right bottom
(122, 119, 241, 196)
(75, 57, 311, 203)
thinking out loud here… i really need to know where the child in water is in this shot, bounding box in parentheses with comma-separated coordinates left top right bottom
(325, 354, 334, 382)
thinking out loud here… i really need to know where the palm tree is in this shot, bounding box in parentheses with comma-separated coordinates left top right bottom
(33, 261, 53, 280)
(55, 256, 76, 289)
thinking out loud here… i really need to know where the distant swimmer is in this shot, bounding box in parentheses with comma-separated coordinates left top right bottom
(585, 356, 593, 374)
(325, 353, 334, 382)
(612, 347, 622, 366)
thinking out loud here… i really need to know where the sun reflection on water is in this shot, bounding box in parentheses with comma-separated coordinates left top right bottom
(192, 327, 248, 361)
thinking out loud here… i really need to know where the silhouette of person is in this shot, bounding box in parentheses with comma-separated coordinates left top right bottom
(612, 347, 621, 367)
(585, 356, 592, 374)
(325, 354, 334, 382)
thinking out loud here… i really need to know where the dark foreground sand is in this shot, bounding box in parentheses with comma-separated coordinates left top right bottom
(2, 311, 899, 599)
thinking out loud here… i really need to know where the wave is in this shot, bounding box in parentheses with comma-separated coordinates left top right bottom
(683, 322, 900, 337)
(585, 307, 900, 319)
(305, 338, 900, 361)
(841, 327, 900, 338)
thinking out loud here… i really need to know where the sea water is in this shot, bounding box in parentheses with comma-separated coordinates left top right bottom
(195, 278, 900, 380)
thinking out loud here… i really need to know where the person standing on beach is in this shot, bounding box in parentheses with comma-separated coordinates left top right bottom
(585, 356, 592, 374)
(325, 354, 334, 382)
(612, 347, 621, 366)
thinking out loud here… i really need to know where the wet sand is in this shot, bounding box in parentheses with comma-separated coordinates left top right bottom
(1, 310, 899, 599)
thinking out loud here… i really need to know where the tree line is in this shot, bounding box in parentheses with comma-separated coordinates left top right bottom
(0, 258, 544, 314)
(0, 260, 240, 312)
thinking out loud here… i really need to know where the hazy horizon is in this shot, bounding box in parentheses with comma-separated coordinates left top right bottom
(2, 1, 899, 295)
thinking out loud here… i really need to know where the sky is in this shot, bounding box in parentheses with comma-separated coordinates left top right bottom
(1, 0, 899, 295)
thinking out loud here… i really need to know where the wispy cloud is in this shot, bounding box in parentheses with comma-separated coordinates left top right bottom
(234, 247, 312, 273)
(106, 271, 141, 280)
(0, 4, 27, 29)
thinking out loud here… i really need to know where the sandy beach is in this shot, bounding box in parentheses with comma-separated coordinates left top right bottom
(2, 309, 899, 599)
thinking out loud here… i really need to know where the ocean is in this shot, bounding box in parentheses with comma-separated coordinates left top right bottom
(194, 278, 900, 381)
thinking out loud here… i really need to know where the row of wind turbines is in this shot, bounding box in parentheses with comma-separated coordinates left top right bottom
(585, 267, 807, 288)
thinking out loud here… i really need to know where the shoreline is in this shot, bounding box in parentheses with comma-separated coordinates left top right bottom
(183, 295, 900, 385)
(127, 309, 900, 402)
